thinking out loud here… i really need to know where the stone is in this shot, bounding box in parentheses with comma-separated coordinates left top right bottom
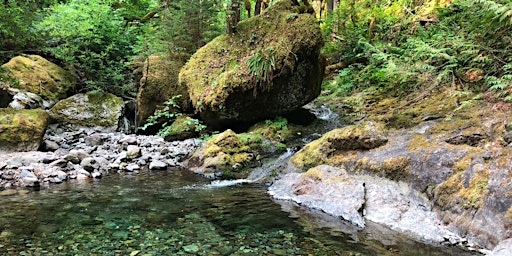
(488, 238, 512, 256)
(0, 108, 50, 153)
(85, 134, 104, 146)
(290, 121, 388, 170)
(149, 160, 167, 170)
(163, 115, 200, 142)
(48, 92, 124, 129)
(125, 163, 140, 172)
(0, 189, 17, 196)
(136, 54, 191, 125)
(1, 55, 75, 101)
(269, 165, 366, 228)
(20, 170, 39, 187)
(126, 145, 141, 159)
(42, 140, 60, 151)
(270, 165, 456, 244)
(119, 136, 137, 145)
(68, 149, 90, 161)
(80, 157, 98, 172)
(179, 0, 324, 129)
(8, 91, 44, 109)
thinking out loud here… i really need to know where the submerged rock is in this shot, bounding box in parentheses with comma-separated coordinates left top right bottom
(179, 0, 324, 129)
(0, 108, 49, 152)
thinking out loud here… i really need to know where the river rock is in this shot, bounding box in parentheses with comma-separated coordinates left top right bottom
(1, 55, 75, 101)
(270, 165, 456, 244)
(185, 129, 258, 178)
(489, 238, 512, 256)
(49, 92, 124, 130)
(125, 163, 140, 172)
(8, 90, 45, 109)
(149, 160, 167, 170)
(42, 139, 60, 151)
(290, 121, 388, 170)
(269, 165, 366, 228)
(0, 108, 50, 153)
(179, 0, 324, 129)
(20, 170, 39, 187)
(126, 145, 141, 159)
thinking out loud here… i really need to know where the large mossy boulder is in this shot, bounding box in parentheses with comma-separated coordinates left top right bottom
(137, 54, 191, 125)
(0, 108, 49, 152)
(1, 55, 75, 102)
(179, 0, 324, 129)
(49, 93, 124, 129)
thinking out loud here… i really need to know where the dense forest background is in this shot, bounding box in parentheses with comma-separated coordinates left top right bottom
(1, 0, 512, 104)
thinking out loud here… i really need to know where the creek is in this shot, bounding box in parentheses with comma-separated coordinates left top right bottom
(0, 103, 478, 255)
(0, 167, 476, 255)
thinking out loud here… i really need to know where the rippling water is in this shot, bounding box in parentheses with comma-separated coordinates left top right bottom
(0, 169, 475, 255)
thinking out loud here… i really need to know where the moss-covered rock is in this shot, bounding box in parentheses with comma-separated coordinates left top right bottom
(163, 115, 199, 142)
(1, 55, 75, 101)
(0, 108, 49, 152)
(179, 0, 324, 129)
(137, 54, 191, 125)
(49, 92, 124, 129)
(290, 121, 388, 170)
(185, 129, 262, 178)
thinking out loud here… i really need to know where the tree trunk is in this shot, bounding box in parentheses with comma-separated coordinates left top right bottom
(226, 0, 241, 34)
(255, 0, 262, 15)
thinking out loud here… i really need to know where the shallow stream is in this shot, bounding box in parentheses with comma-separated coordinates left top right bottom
(0, 168, 476, 255)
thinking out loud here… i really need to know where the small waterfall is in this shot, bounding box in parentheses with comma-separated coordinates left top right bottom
(202, 148, 296, 188)
(246, 148, 295, 182)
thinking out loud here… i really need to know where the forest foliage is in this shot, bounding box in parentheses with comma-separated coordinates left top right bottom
(1, 0, 512, 101)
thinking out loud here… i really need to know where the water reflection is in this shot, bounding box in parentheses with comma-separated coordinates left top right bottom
(0, 169, 475, 255)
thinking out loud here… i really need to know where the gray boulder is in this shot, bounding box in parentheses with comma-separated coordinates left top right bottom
(49, 92, 124, 130)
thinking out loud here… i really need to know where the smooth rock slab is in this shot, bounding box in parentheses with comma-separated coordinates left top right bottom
(269, 165, 455, 243)
(269, 165, 365, 228)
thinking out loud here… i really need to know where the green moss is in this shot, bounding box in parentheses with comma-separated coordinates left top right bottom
(435, 165, 489, 210)
(1, 55, 75, 101)
(137, 54, 190, 124)
(49, 92, 124, 127)
(180, 0, 323, 112)
(0, 108, 49, 151)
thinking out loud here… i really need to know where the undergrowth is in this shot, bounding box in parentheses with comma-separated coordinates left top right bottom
(321, 0, 512, 101)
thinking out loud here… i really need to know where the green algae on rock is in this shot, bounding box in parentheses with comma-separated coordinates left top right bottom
(137, 54, 191, 125)
(290, 121, 388, 170)
(0, 108, 49, 152)
(1, 55, 75, 102)
(49, 92, 124, 129)
(179, 0, 324, 129)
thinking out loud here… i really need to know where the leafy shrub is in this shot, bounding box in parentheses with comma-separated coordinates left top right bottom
(139, 95, 206, 137)
(36, 0, 138, 96)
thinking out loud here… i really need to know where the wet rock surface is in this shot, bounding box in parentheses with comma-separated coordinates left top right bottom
(270, 165, 460, 244)
(0, 123, 200, 189)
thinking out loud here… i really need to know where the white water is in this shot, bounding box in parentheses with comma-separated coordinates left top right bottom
(201, 148, 296, 188)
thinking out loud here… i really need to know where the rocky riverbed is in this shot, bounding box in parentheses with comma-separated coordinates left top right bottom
(0, 123, 200, 189)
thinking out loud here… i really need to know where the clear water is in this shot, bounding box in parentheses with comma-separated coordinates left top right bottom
(0, 169, 476, 256)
